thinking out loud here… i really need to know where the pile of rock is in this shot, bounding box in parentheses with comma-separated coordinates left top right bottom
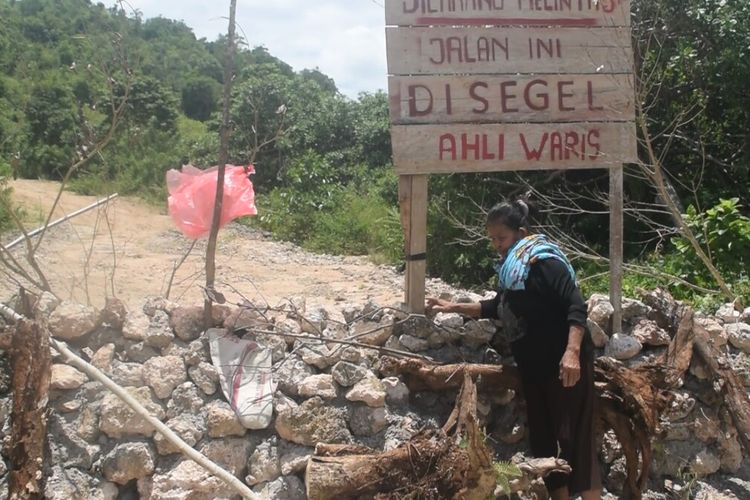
(0, 289, 749, 499)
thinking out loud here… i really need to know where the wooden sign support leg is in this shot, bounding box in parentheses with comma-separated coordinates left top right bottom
(399, 175, 428, 314)
(609, 165, 624, 334)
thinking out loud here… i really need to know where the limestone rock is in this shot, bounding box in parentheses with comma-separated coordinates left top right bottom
(275, 396, 351, 446)
(47, 413, 100, 469)
(99, 387, 165, 438)
(434, 312, 464, 329)
(350, 317, 393, 347)
(206, 400, 246, 438)
(188, 361, 219, 396)
(279, 441, 313, 475)
(588, 295, 613, 331)
(167, 382, 205, 419)
(246, 436, 281, 486)
(48, 301, 99, 340)
(149, 459, 238, 500)
(199, 437, 253, 476)
(297, 341, 334, 369)
(51, 364, 87, 390)
(631, 319, 671, 347)
(399, 334, 429, 352)
(346, 375, 386, 407)
(99, 297, 127, 330)
(253, 332, 288, 363)
(382, 376, 410, 406)
(44, 465, 116, 500)
(604, 333, 642, 360)
(169, 305, 205, 341)
(122, 309, 149, 341)
(144, 310, 175, 348)
(90, 343, 115, 372)
(300, 306, 328, 334)
(588, 319, 609, 348)
(331, 361, 367, 387)
(696, 316, 728, 347)
(111, 361, 144, 387)
(101, 442, 155, 485)
(298, 373, 337, 399)
(252, 476, 306, 500)
(125, 341, 159, 363)
(223, 306, 266, 331)
(716, 302, 741, 324)
(691, 449, 721, 477)
(154, 414, 206, 455)
(350, 405, 387, 436)
(143, 355, 187, 399)
(727, 323, 750, 354)
(184, 338, 210, 366)
(273, 354, 314, 396)
(274, 317, 303, 347)
(462, 319, 496, 348)
(622, 297, 651, 321)
(341, 303, 363, 324)
(393, 315, 432, 340)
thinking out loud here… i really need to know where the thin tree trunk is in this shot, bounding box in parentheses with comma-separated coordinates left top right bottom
(8, 319, 50, 500)
(205, 0, 238, 328)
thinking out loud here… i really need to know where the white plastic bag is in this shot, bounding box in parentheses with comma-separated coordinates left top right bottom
(208, 329, 275, 430)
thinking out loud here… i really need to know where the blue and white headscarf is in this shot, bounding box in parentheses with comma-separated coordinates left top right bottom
(494, 234, 576, 291)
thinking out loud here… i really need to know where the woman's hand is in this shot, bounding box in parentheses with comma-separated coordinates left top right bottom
(559, 347, 581, 387)
(425, 297, 454, 313)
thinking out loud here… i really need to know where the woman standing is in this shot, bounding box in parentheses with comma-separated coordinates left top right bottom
(427, 200, 601, 500)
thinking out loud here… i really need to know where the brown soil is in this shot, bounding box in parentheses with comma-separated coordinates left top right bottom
(1, 179, 439, 316)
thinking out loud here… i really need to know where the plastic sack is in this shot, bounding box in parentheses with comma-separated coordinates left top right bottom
(166, 164, 257, 239)
(208, 329, 275, 430)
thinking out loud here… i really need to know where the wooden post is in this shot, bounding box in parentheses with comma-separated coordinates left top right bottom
(609, 165, 624, 334)
(9, 319, 51, 500)
(399, 175, 428, 313)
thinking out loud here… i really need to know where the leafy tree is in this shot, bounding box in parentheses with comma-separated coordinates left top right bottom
(181, 76, 221, 121)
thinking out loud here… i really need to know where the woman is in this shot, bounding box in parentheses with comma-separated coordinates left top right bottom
(427, 200, 601, 500)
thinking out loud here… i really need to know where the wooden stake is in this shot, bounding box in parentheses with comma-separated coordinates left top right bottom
(609, 165, 624, 334)
(399, 175, 428, 313)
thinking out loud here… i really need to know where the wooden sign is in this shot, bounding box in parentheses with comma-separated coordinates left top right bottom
(386, 0, 631, 27)
(389, 74, 634, 124)
(386, 26, 633, 75)
(391, 122, 637, 174)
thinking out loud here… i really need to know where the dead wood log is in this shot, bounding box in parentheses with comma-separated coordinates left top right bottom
(661, 307, 694, 377)
(8, 319, 51, 500)
(305, 374, 497, 500)
(693, 322, 750, 455)
(379, 357, 521, 392)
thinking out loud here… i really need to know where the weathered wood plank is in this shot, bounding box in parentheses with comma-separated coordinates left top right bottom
(399, 175, 428, 313)
(391, 122, 637, 174)
(386, 0, 631, 27)
(610, 164, 624, 334)
(389, 74, 634, 124)
(386, 26, 633, 75)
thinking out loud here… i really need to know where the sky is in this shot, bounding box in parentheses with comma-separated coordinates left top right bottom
(110, 0, 388, 98)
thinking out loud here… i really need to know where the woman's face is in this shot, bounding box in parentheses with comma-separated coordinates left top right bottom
(487, 222, 526, 257)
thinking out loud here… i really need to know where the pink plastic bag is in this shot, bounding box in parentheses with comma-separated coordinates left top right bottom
(166, 164, 257, 239)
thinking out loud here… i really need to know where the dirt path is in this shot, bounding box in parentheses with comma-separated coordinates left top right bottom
(2, 180, 453, 316)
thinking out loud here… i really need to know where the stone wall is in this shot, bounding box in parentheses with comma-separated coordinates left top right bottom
(0, 290, 749, 499)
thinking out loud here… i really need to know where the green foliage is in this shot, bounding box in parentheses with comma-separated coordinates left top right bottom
(492, 461, 522, 498)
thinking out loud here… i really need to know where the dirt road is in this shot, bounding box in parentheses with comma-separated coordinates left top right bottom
(2, 179, 452, 315)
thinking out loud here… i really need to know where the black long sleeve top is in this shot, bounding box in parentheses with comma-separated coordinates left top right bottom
(480, 258, 593, 382)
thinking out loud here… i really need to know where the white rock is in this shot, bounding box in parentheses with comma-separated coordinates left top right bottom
(604, 333, 642, 360)
(142, 355, 187, 399)
(298, 374, 337, 399)
(187, 362, 219, 396)
(696, 317, 728, 347)
(300, 306, 328, 334)
(727, 323, 750, 354)
(716, 302, 742, 323)
(275, 397, 351, 446)
(252, 476, 306, 500)
(331, 361, 367, 387)
(149, 460, 238, 500)
(206, 401, 246, 438)
(434, 312, 463, 329)
(691, 449, 721, 477)
(275, 318, 302, 347)
(741, 307, 750, 324)
(346, 375, 386, 407)
(99, 387, 165, 438)
(90, 343, 116, 372)
(101, 442, 155, 485)
(50, 364, 87, 390)
(48, 301, 99, 340)
(298, 341, 335, 370)
(588, 295, 613, 330)
(630, 319, 671, 347)
(588, 319, 609, 348)
(144, 310, 175, 349)
(349, 316, 394, 347)
(382, 377, 409, 406)
(111, 362, 144, 387)
(622, 298, 651, 320)
(341, 304, 363, 324)
(200, 437, 252, 476)
(399, 334, 429, 352)
(246, 436, 281, 486)
(122, 309, 149, 341)
(154, 414, 206, 455)
(273, 354, 314, 396)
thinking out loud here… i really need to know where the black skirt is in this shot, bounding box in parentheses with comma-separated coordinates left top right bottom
(520, 352, 601, 495)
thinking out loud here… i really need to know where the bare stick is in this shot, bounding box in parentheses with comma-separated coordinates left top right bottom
(166, 240, 198, 300)
(205, 0, 238, 328)
(0, 304, 258, 500)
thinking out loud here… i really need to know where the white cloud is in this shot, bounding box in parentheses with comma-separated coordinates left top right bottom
(110, 0, 387, 98)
